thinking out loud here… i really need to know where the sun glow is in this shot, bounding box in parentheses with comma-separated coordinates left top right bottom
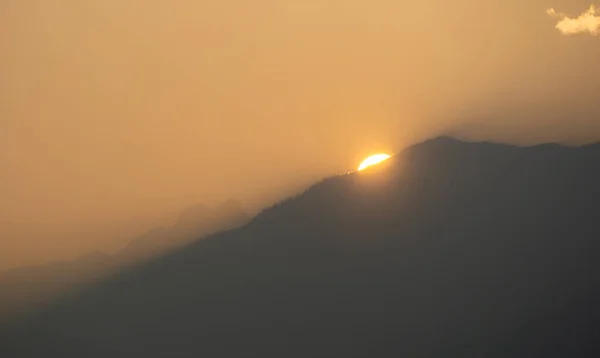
(358, 154, 391, 171)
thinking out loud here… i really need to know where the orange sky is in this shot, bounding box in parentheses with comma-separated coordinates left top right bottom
(1, 0, 600, 271)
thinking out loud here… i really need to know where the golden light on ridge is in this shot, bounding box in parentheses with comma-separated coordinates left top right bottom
(358, 154, 391, 171)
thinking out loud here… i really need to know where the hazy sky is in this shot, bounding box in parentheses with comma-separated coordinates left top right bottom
(2, 0, 600, 271)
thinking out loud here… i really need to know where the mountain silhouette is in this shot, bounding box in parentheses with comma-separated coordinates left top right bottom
(0, 200, 249, 324)
(121, 199, 249, 261)
(1, 137, 600, 357)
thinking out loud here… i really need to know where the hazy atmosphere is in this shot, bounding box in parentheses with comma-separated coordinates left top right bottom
(2, 0, 600, 272)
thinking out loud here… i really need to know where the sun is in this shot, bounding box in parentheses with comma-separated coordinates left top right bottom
(358, 153, 391, 171)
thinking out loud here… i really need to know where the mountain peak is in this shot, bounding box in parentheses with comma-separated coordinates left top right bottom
(3, 137, 600, 357)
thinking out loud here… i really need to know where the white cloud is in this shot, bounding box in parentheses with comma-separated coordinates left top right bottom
(547, 5, 600, 35)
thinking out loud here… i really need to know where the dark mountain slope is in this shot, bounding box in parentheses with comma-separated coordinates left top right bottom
(0, 200, 249, 324)
(2, 137, 600, 357)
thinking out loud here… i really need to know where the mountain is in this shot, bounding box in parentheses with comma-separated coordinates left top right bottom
(121, 199, 249, 261)
(2, 137, 600, 357)
(0, 200, 249, 324)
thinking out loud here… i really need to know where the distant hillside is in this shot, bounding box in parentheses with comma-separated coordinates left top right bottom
(2, 137, 600, 358)
(0, 200, 249, 324)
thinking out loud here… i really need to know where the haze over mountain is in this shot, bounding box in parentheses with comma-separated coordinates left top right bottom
(0, 200, 249, 325)
(2, 137, 599, 357)
(3, 0, 600, 272)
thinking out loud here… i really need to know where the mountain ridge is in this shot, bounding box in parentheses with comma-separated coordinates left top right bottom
(2, 136, 600, 357)
(0, 200, 249, 325)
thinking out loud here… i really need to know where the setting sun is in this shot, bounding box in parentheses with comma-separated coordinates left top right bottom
(358, 154, 391, 171)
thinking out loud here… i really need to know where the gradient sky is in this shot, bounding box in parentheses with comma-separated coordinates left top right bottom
(2, 0, 600, 271)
